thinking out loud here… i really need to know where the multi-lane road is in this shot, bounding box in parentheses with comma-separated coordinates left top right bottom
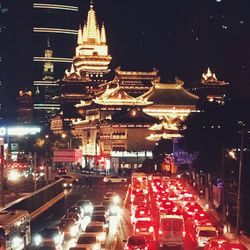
(28, 175, 130, 250)
(25, 175, 222, 250)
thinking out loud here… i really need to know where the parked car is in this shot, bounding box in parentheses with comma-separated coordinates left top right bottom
(103, 175, 127, 184)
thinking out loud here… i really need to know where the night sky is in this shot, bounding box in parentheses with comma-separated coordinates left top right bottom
(79, 0, 250, 99)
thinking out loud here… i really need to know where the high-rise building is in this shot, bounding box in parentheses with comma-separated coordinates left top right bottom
(32, 1, 80, 124)
(0, 1, 9, 119)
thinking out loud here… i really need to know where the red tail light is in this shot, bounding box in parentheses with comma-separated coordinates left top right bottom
(135, 228, 139, 233)
(159, 230, 163, 235)
(149, 226, 154, 233)
(182, 231, 186, 237)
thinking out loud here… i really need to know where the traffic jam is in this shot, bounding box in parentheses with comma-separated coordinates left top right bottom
(125, 172, 247, 250)
(32, 191, 122, 250)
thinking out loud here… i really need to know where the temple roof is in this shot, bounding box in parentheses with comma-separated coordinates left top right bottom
(110, 107, 159, 124)
(93, 84, 152, 106)
(139, 82, 199, 106)
(201, 68, 228, 86)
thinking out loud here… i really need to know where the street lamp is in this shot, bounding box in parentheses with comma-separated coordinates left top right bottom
(235, 125, 245, 236)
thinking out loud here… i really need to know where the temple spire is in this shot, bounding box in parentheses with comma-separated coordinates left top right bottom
(87, 1, 97, 43)
(96, 25, 101, 44)
(77, 25, 82, 45)
(82, 22, 88, 43)
(100, 22, 106, 44)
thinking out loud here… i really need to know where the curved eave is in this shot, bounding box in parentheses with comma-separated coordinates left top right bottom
(93, 100, 153, 106)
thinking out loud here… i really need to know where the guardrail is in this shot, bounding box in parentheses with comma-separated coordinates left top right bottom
(1, 179, 65, 220)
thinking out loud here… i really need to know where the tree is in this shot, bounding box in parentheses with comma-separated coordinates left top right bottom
(152, 138, 173, 171)
(178, 99, 249, 174)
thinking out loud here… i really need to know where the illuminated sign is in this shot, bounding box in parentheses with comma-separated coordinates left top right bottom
(110, 151, 152, 158)
(0, 127, 41, 136)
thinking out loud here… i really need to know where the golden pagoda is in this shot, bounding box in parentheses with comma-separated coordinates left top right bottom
(66, 1, 112, 79)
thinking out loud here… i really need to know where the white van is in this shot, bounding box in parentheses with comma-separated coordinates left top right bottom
(196, 226, 218, 248)
(158, 214, 185, 249)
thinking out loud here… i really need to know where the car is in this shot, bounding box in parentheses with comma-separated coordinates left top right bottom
(104, 192, 120, 204)
(124, 235, 150, 250)
(134, 220, 155, 236)
(91, 214, 109, 228)
(74, 233, 101, 250)
(76, 200, 94, 215)
(64, 212, 81, 223)
(57, 167, 67, 175)
(131, 208, 151, 224)
(227, 243, 247, 250)
(92, 205, 108, 217)
(196, 226, 218, 248)
(204, 236, 230, 250)
(58, 218, 79, 239)
(84, 222, 107, 244)
(34, 227, 64, 249)
(62, 175, 79, 188)
(108, 205, 121, 216)
(103, 175, 127, 183)
(67, 206, 84, 218)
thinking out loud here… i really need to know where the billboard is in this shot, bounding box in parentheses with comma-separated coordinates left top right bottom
(173, 138, 198, 165)
(53, 149, 82, 163)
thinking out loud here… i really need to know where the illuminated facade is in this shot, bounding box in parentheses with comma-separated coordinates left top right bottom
(33, 0, 80, 124)
(70, 80, 198, 170)
(190, 67, 229, 104)
(33, 39, 60, 124)
(139, 81, 199, 141)
(17, 90, 33, 123)
(72, 85, 157, 170)
(111, 67, 159, 97)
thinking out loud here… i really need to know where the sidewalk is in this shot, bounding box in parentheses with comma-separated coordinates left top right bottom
(186, 181, 250, 248)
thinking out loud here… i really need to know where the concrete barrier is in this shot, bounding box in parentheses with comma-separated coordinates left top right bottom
(1, 179, 65, 220)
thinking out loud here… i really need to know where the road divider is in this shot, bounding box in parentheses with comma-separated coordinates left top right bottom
(1, 179, 65, 220)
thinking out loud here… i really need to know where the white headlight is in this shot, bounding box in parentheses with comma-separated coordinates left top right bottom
(70, 226, 78, 237)
(113, 195, 120, 204)
(12, 236, 22, 248)
(97, 233, 106, 242)
(53, 235, 61, 244)
(34, 235, 42, 246)
(63, 183, 67, 187)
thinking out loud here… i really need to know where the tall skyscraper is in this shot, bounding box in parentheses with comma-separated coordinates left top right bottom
(32, 1, 80, 124)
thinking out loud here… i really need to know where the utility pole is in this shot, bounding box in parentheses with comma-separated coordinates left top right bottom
(221, 144, 226, 224)
(236, 126, 244, 236)
(34, 152, 37, 191)
(0, 141, 4, 206)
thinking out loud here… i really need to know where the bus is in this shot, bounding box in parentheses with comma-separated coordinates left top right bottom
(0, 210, 31, 250)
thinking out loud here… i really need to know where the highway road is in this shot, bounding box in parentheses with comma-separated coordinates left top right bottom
(27, 175, 129, 250)
(25, 175, 204, 250)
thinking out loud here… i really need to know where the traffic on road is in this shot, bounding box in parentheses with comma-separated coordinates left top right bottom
(0, 172, 247, 250)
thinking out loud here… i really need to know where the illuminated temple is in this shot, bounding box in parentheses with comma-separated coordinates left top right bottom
(71, 80, 198, 171)
(191, 67, 229, 104)
(59, 1, 112, 119)
(51, 1, 199, 171)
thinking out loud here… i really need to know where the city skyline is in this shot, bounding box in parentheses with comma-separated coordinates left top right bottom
(1, 0, 250, 122)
